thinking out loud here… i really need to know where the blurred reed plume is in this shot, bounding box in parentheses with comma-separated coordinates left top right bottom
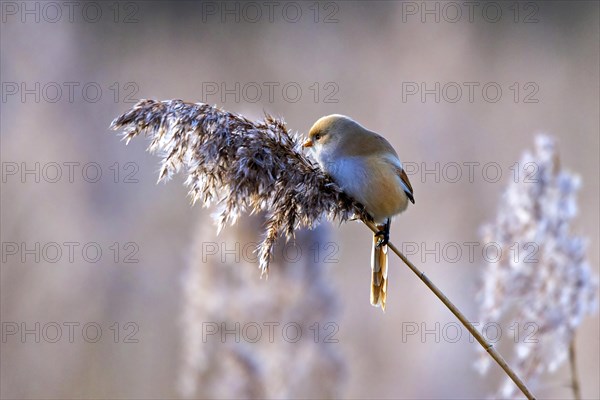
(178, 213, 344, 399)
(477, 135, 599, 398)
(110, 99, 367, 275)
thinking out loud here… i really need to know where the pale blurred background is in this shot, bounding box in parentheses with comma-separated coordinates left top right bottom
(1, 1, 598, 399)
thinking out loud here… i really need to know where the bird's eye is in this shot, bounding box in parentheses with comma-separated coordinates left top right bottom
(314, 134, 321, 141)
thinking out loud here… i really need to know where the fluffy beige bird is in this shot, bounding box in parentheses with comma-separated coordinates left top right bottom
(303, 115, 415, 311)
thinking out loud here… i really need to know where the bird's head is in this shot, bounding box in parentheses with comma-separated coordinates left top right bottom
(303, 114, 361, 161)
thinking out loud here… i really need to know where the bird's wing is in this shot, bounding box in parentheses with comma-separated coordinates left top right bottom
(337, 128, 399, 158)
(396, 166, 415, 204)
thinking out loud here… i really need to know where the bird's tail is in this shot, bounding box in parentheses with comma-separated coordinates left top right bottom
(370, 234, 388, 311)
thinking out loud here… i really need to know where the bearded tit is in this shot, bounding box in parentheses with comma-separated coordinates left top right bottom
(303, 115, 415, 311)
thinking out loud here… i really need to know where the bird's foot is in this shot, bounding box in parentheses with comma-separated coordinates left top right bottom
(375, 230, 389, 248)
(375, 219, 391, 247)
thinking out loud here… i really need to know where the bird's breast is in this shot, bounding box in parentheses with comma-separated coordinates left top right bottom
(322, 156, 409, 223)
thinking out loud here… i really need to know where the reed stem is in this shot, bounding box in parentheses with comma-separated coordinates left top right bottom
(569, 335, 581, 400)
(362, 219, 536, 400)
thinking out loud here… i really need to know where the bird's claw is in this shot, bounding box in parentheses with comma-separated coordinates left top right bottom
(375, 230, 389, 247)
(375, 218, 391, 248)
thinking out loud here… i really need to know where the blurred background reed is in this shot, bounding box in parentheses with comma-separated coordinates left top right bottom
(1, 1, 598, 399)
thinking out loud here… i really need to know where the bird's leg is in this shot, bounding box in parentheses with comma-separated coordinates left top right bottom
(375, 218, 391, 248)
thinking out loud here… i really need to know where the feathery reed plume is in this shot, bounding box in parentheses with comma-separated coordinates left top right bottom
(110, 99, 368, 275)
(476, 135, 598, 398)
(178, 213, 344, 398)
(112, 99, 536, 399)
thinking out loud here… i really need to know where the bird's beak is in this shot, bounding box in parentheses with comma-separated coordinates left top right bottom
(302, 139, 313, 148)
